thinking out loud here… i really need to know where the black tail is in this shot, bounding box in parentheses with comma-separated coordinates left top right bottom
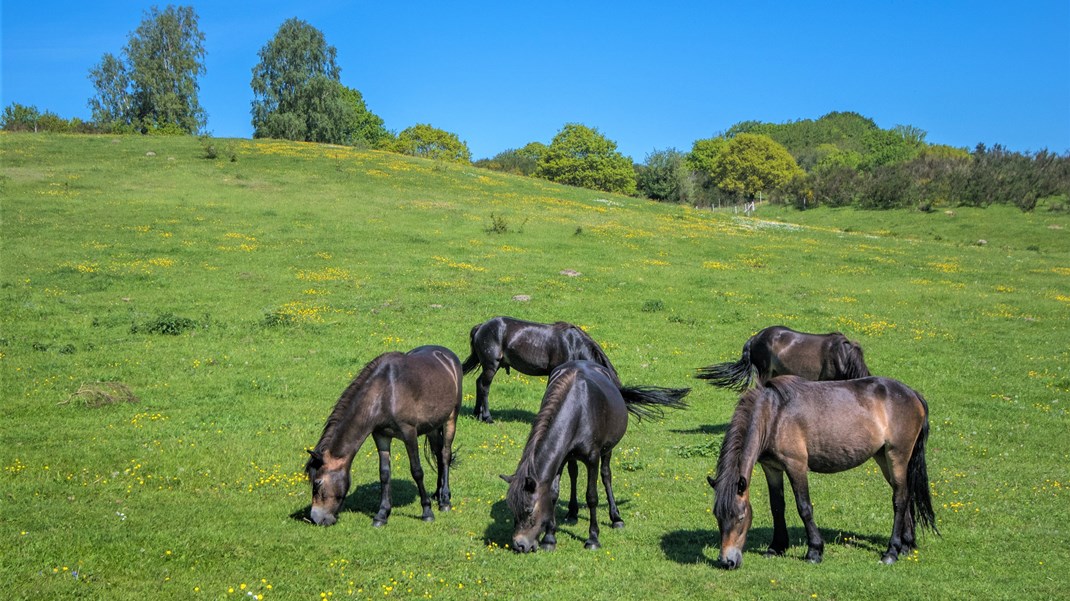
(620, 385, 690, 421)
(695, 340, 755, 391)
(461, 325, 480, 375)
(908, 397, 939, 536)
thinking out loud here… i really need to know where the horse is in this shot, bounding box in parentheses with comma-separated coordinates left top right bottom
(462, 316, 618, 423)
(696, 325, 870, 391)
(708, 375, 938, 569)
(500, 360, 690, 552)
(304, 345, 462, 527)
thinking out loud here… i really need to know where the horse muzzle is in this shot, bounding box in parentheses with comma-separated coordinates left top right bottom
(718, 548, 744, 570)
(310, 506, 338, 526)
(511, 536, 538, 553)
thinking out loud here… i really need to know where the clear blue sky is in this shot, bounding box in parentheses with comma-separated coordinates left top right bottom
(3, 1, 1069, 161)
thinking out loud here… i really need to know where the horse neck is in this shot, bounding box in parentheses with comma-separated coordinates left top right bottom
(521, 385, 579, 484)
(723, 390, 776, 481)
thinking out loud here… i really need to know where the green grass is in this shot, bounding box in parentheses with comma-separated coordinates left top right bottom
(2, 133, 1068, 600)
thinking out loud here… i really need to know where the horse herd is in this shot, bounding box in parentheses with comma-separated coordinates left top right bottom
(304, 317, 938, 568)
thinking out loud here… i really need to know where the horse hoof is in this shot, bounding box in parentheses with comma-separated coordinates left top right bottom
(539, 542, 557, 551)
(562, 514, 578, 525)
(881, 554, 898, 565)
(611, 520, 625, 529)
(372, 519, 387, 528)
(763, 548, 785, 558)
(584, 541, 601, 550)
(805, 554, 823, 564)
(438, 504, 452, 512)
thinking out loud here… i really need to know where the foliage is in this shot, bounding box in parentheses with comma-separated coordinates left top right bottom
(250, 18, 386, 146)
(475, 142, 547, 176)
(2, 103, 97, 133)
(708, 133, 804, 199)
(88, 6, 207, 134)
(536, 123, 636, 195)
(636, 148, 695, 203)
(388, 123, 471, 163)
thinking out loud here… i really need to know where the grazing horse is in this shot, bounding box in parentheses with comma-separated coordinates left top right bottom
(462, 316, 618, 423)
(708, 375, 938, 569)
(305, 345, 462, 527)
(501, 360, 689, 552)
(696, 325, 870, 391)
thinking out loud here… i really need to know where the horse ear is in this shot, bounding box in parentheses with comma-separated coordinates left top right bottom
(524, 476, 537, 493)
(706, 475, 717, 489)
(737, 476, 748, 496)
(499, 474, 514, 484)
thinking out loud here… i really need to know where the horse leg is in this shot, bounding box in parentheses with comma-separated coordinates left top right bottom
(540, 476, 560, 551)
(761, 465, 789, 556)
(583, 460, 602, 550)
(427, 429, 450, 511)
(785, 467, 824, 563)
(875, 450, 912, 563)
(600, 450, 624, 528)
(371, 433, 393, 527)
(474, 363, 498, 423)
(563, 458, 579, 523)
(400, 427, 434, 522)
(433, 410, 458, 511)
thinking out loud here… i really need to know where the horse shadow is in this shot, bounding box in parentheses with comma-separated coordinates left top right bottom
(289, 480, 420, 525)
(461, 406, 538, 424)
(482, 495, 634, 550)
(660, 526, 889, 566)
(669, 423, 728, 436)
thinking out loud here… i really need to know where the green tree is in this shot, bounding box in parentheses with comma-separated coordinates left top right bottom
(710, 133, 804, 199)
(686, 136, 729, 176)
(475, 142, 547, 176)
(1, 103, 41, 131)
(251, 18, 386, 146)
(536, 124, 636, 195)
(637, 148, 694, 203)
(389, 124, 471, 163)
(87, 5, 206, 133)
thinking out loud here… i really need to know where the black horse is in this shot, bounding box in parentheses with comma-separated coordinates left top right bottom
(709, 376, 938, 568)
(501, 360, 689, 552)
(462, 316, 618, 422)
(696, 325, 870, 391)
(305, 346, 462, 527)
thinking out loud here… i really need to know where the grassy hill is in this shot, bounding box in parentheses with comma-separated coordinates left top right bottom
(2, 133, 1068, 600)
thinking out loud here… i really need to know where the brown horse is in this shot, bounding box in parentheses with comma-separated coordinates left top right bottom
(501, 360, 689, 552)
(462, 316, 618, 423)
(708, 375, 938, 569)
(305, 345, 462, 527)
(696, 325, 870, 391)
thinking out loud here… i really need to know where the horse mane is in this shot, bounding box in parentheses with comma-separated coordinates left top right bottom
(713, 383, 788, 521)
(311, 354, 387, 456)
(557, 323, 620, 383)
(506, 367, 577, 511)
(840, 340, 871, 378)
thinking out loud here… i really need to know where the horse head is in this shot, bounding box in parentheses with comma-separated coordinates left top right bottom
(708, 474, 753, 569)
(500, 472, 557, 552)
(306, 449, 351, 526)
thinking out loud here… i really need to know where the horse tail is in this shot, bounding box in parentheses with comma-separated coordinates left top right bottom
(461, 324, 481, 375)
(695, 339, 755, 391)
(908, 394, 939, 536)
(620, 385, 690, 421)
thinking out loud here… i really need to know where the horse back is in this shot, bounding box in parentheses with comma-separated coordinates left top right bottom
(546, 361, 629, 454)
(374, 346, 462, 433)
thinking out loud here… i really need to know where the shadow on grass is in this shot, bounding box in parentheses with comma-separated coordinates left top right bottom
(482, 490, 634, 551)
(662, 525, 891, 567)
(289, 480, 420, 525)
(460, 405, 538, 424)
(670, 422, 729, 436)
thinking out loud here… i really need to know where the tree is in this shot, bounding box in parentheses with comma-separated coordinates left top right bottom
(1, 103, 40, 132)
(637, 148, 694, 203)
(87, 5, 206, 133)
(251, 18, 386, 146)
(536, 124, 636, 195)
(389, 124, 471, 163)
(475, 142, 547, 176)
(709, 133, 804, 199)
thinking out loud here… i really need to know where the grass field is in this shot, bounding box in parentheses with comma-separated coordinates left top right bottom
(2, 133, 1068, 600)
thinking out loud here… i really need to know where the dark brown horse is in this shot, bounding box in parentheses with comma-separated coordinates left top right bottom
(501, 360, 689, 552)
(708, 375, 938, 569)
(696, 325, 870, 391)
(462, 316, 618, 423)
(305, 345, 462, 527)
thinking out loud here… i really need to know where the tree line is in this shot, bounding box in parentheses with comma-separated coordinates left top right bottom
(3, 5, 1067, 212)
